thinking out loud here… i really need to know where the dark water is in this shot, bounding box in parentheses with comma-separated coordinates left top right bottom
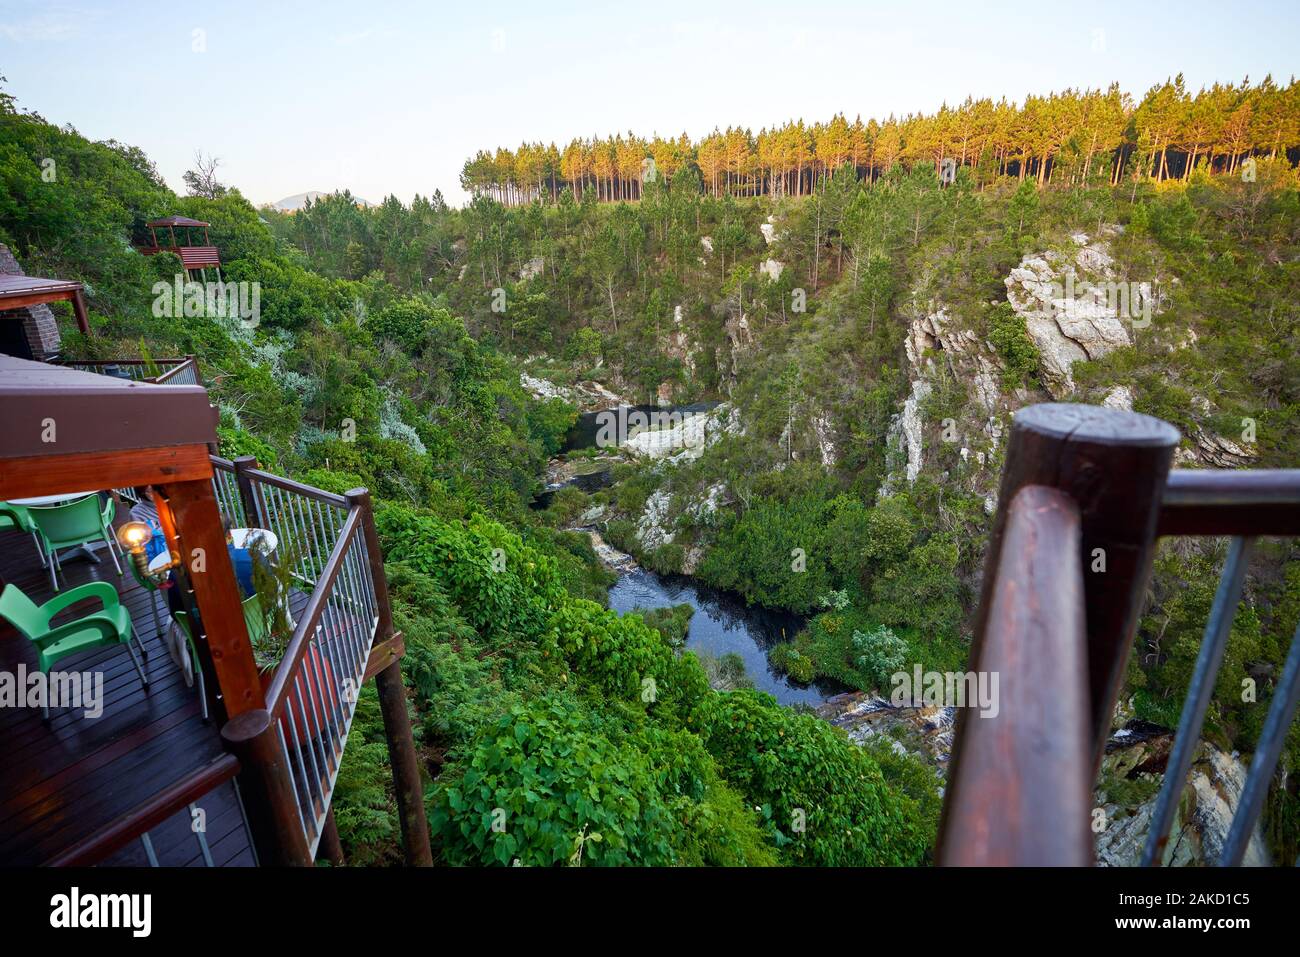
(562, 401, 721, 452)
(608, 567, 841, 706)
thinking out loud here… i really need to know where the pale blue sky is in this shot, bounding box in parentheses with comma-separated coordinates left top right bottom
(2, 0, 1297, 207)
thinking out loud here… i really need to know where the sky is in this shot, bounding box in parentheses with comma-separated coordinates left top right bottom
(2, 0, 1297, 208)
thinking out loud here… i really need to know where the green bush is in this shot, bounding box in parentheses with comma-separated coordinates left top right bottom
(769, 643, 815, 683)
(700, 690, 934, 866)
(852, 624, 909, 687)
(429, 698, 681, 866)
(986, 301, 1040, 387)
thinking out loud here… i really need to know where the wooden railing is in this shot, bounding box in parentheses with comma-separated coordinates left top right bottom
(938, 403, 1300, 866)
(210, 457, 429, 865)
(46, 756, 244, 867)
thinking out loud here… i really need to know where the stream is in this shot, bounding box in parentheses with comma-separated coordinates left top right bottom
(541, 399, 840, 706)
(609, 567, 841, 706)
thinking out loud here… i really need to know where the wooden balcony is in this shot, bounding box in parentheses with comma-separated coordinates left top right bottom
(0, 355, 430, 867)
(0, 524, 259, 866)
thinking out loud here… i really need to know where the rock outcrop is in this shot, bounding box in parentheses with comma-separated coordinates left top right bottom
(1004, 234, 1152, 397)
(817, 692, 953, 770)
(519, 372, 627, 412)
(519, 256, 544, 281)
(620, 403, 740, 462)
(1095, 722, 1270, 866)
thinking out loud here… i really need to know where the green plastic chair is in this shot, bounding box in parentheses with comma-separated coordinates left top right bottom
(0, 581, 148, 720)
(27, 495, 123, 590)
(0, 502, 47, 566)
(172, 595, 263, 723)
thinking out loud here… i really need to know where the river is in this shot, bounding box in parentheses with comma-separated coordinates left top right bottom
(546, 400, 840, 706)
(608, 567, 841, 706)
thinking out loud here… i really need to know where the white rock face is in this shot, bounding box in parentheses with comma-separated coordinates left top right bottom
(519, 372, 626, 411)
(699, 236, 713, 254)
(519, 372, 570, 402)
(636, 489, 675, 552)
(760, 218, 777, 245)
(667, 304, 696, 378)
(685, 482, 730, 523)
(520, 257, 544, 281)
(812, 413, 837, 467)
(620, 404, 739, 462)
(1096, 735, 1270, 867)
(882, 379, 931, 493)
(581, 528, 636, 572)
(887, 304, 1006, 492)
(759, 258, 785, 281)
(1102, 385, 1134, 411)
(1004, 236, 1151, 397)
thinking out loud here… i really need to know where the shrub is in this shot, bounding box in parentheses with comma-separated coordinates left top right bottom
(429, 698, 681, 866)
(700, 690, 933, 866)
(852, 624, 909, 687)
(986, 301, 1039, 387)
(769, 643, 814, 684)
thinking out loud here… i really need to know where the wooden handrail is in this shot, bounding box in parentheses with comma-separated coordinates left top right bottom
(244, 466, 351, 508)
(942, 404, 1300, 868)
(938, 485, 1093, 865)
(151, 355, 200, 385)
(264, 505, 362, 717)
(45, 755, 241, 867)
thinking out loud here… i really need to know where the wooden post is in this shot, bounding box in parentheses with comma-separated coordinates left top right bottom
(319, 806, 346, 866)
(232, 455, 262, 527)
(347, 488, 433, 866)
(161, 477, 265, 717)
(222, 709, 313, 866)
(949, 404, 1180, 782)
(71, 289, 90, 335)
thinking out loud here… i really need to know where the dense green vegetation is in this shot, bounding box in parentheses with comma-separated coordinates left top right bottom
(5, 68, 1299, 864)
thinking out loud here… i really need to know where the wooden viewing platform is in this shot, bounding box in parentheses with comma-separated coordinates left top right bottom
(0, 524, 277, 866)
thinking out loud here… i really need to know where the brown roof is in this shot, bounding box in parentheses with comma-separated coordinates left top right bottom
(0, 355, 218, 461)
(0, 274, 83, 303)
(146, 216, 209, 228)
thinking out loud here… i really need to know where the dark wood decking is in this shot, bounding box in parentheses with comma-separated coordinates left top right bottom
(0, 526, 255, 866)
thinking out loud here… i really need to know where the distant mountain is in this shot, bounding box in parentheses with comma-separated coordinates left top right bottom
(269, 191, 372, 212)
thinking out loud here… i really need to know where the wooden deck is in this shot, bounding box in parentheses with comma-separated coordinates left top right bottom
(0, 526, 256, 866)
